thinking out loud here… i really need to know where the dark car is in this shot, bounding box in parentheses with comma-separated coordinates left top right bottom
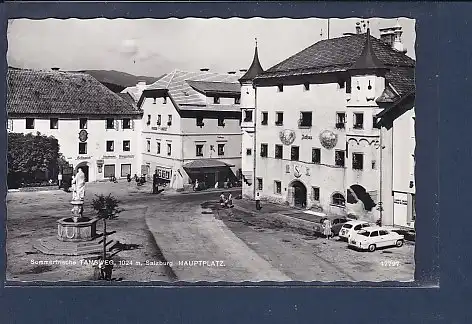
(330, 217, 350, 236)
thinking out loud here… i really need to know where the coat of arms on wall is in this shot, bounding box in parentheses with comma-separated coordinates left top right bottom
(319, 130, 338, 149)
(79, 130, 88, 142)
(279, 129, 296, 145)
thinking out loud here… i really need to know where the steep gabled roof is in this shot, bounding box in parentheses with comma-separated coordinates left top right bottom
(239, 45, 264, 83)
(8, 68, 142, 116)
(144, 69, 241, 112)
(348, 28, 388, 71)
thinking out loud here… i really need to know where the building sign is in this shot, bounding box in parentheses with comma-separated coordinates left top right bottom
(157, 168, 172, 180)
(279, 129, 296, 145)
(217, 136, 225, 139)
(102, 155, 116, 159)
(96, 160, 104, 166)
(294, 165, 302, 178)
(76, 156, 91, 160)
(394, 199, 408, 205)
(151, 127, 158, 130)
(301, 134, 313, 140)
(160, 127, 168, 131)
(119, 154, 134, 159)
(78, 130, 88, 142)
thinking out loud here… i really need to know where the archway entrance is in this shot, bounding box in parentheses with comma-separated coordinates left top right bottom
(291, 180, 307, 208)
(349, 184, 375, 211)
(75, 162, 89, 182)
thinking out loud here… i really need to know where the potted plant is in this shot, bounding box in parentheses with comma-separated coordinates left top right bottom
(91, 194, 120, 280)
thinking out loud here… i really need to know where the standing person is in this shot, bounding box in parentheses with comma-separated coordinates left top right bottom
(255, 192, 261, 210)
(152, 170, 158, 194)
(127, 174, 131, 183)
(323, 218, 332, 239)
(227, 193, 233, 207)
(194, 179, 199, 191)
(58, 172, 63, 189)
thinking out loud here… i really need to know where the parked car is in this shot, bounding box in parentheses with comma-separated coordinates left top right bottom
(348, 226, 405, 252)
(330, 217, 350, 236)
(339, 220, 371, 241)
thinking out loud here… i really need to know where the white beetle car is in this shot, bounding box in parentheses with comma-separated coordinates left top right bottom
(348, 227, 405, 252)
(338, 220, 371, 241)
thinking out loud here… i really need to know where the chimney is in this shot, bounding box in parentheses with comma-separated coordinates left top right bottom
(51, 67, 60, 71)
(200, 68, 210, 72)
(227, 71, 236, 75)
(355, 22, 362, 34)
(379, 21, 407, 54)
(136, 81, 147, 93)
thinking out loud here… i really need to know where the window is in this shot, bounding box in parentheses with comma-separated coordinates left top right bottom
(119, 164, 131, 177)
(196, 116, 204, 127)
(332, 193, 346, 206)
(299, 112, 312, 127)
(146, 140, 150, 153)
(379, 230, 389, 236)
(260, 144, 268, 157)
(246, 148, 252, 156)
(153, 98, 157, 104)
(156, 142, 161, 154)
(275, 145, 283, 159)
(123, 140, 130, 152)
(370, 231, 379, 237)
(79, 143, 87, 154)
(312, 187, 320, 201)
(147, 115, 151, 125)
(106, 140, 114, 152)
(346, 78, 352, 94)
(218, 144, 225, 156)
(303, 83, 310, 91)
(79, 118, 87, 129)
(373, 116, 380, 129)
(234, 97, 240, 104)
(291, 146, 299, 161)
(312, 148, 321, 164)
(49, 118, 58, 129)
(106, 118, 115, 129)
(277, 85, 283, 92)
(167, 143, 172, 156)
(275, 112, 284, 126)
(196, 144, 204, 157)
(157, 115, 161, 125)
(244, 110, 253, 122)
(335, 150, 345, 167)
(167, 115, 172, 126)
(372, 160, 377, 169)
(218, 117, 225, 127)
(338, 80, 345, 89)
(352, 153, 364, 170)
(26, 118, 35, 129)
(213, 97, 220, 104)
(104, 164, 115, 178)
(163, 97, 167, 104)
(261, 112, 268, 125)
(123, 118, 131, 129)
(257, 178, 263, 191)
(336, 112, 346, 129)
(275, 181, 282, 194)
(353, 113, 364, 129)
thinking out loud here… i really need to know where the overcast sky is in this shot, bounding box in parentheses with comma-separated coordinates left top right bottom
(8, 18, 415, 77)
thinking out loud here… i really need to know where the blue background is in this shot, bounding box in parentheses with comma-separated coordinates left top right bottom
(0, 1, 468, 322)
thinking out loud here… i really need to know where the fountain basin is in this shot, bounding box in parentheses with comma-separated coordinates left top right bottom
(57, 217, 98, 242)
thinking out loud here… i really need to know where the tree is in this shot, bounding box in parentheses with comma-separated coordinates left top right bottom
(8, 132, 61, 187)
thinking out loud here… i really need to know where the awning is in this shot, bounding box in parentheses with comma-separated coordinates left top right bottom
(183, 159, 234, 170)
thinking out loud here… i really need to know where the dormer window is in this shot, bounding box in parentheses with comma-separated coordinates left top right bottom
(277, 85, 284, 92)
(346, 78, 352, 94)
(163, 97, 167, 104)
(213, 96, 220, 104)
(153, 98, 157, 104)
(244, 110, 253, 122)
(234, 97, 240, 104)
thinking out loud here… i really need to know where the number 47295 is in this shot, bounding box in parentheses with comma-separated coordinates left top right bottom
(381, 260, 400, 267)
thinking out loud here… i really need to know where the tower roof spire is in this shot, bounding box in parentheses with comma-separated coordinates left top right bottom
(349, 27, 388, 72)
(239, 38, 264, 83)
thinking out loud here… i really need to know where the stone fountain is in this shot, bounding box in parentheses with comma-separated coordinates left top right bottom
(34, 168, 116, 256)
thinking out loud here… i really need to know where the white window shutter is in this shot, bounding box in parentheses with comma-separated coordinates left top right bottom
(115, 120, 119, 130)
(105, 120, 107, 129)
(121, 119, 123, 130)
(131, 119, 135, 130)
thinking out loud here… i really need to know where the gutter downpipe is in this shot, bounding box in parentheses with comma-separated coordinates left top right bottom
(253, 83, 257, 200)
(379, 126, 383, 226)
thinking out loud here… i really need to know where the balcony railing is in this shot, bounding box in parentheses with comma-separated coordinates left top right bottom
(298, 119, 312, 128)
(335, 122, 345, 129)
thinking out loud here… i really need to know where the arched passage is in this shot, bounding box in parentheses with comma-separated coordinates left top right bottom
(349, 184, 375, 211)
(75, 162, 89, 182)
(290, 180, 307, 208)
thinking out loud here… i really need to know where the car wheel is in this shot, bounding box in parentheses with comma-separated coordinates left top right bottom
(368, 244, 376, 252)
(396, 239, 404, 247)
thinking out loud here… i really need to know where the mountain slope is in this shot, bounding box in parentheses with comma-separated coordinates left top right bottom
(72, 69, 164, 88)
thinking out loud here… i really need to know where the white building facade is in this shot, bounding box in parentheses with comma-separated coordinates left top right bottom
(7, 68, 143, 182)
(137, 69, 242, 190)
(243, 23, 416, 227)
